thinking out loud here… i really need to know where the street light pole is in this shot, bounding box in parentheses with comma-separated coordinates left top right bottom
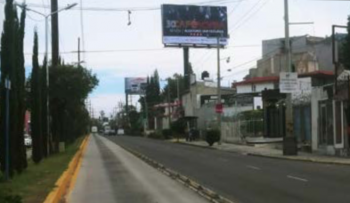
(217, 37, 222, 145)
(4, 78, 11, 181)
(18, 3, 77, 154)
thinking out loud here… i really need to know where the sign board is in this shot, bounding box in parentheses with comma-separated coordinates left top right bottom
(215, 103, 223, 114)
(161, 4, 229, 47)
(125, 77, 147, 95)
(279, 72, 298, 93)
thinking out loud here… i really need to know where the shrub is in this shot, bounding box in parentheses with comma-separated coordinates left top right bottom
(206, 129, 220, 146)
(171, 118, 187, 134)
(162, 129, 173, 139)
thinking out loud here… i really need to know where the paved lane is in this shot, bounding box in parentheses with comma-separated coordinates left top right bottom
(67, 135, 208, 203)
(106, 136, 350, 203)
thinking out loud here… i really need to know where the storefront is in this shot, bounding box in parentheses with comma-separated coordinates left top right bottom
(312, 82, 350, 157)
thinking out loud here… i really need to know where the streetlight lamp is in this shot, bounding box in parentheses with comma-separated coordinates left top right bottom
(16, 3, 77, 153)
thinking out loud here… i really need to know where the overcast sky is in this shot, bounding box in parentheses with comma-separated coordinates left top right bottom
(0, 0, 349, 116)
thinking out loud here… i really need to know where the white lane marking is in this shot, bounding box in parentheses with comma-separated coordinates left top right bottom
(287, 175, 308, 182)
(246, 165, 261, 170)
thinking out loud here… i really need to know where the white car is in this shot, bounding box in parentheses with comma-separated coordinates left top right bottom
(24, 134, 32, 147)
(117, 129, 125, 135)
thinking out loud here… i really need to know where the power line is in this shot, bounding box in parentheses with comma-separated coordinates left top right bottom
(2, 0, 244, 12)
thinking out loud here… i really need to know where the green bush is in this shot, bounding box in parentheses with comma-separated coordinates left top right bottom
(171, 118, 187, 134)
(206, 129, 220, 146)
(162, 129, 173, 139)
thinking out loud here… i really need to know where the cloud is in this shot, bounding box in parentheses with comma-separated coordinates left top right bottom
(90, 93, 125, 118)
(89, 93, 141, 117)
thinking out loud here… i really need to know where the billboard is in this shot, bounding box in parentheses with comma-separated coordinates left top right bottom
(161, 4, 228, 47)
(125, 77, 147, 95)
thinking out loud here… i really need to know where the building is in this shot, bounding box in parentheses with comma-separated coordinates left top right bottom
(181, 80, 235, 132)
(311, 70, 350, 157)
(247, 35, 343, 79)
(153, 101, 180, 131)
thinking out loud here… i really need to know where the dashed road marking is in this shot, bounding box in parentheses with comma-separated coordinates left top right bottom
(246, 165, 261, 170)
(287, 175, 308, 182)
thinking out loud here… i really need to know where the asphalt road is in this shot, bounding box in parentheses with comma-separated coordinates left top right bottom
(105, 135, 350, 203)
(68, 135, 208, 203)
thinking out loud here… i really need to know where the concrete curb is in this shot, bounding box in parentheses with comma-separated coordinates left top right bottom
(118, 144, 236, 203)
(247, 153, 350, 166)
(173, 141, 350, 166)
(173, 141, 218, 150)
(43, 135, 90, 203)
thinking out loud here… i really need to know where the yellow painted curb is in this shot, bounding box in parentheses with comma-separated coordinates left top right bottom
(43, 135, 90, 203)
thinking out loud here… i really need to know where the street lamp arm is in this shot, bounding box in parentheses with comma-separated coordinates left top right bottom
(50, 3, 78, 17)
(15, 3, 46, 17)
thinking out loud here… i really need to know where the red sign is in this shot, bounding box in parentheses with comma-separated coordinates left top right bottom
(215, 103, 223, 114)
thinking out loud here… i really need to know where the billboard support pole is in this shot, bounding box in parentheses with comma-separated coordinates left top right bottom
(217, 37, 222, 145)
(184, 47, 190, 90)
(125, 93, 129, 128)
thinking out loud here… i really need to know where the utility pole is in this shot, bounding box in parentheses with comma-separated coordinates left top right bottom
(167, 79, 172, 128)
(332, 25, 347, 93)
(217, 37, 222, 145)
(4, 78, 11, 181)
(78, 37, 81, 67)
(283, 0, 297, 155)
(177, 75, 180, 103)
(51, 0, 59, 66)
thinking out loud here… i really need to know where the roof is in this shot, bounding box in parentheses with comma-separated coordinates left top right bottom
(233, 76, 279, 86)
(233, 70, 334, 87)
(299, 70, 334, 78)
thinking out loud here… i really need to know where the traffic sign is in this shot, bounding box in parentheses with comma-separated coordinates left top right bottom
(215, 103, 223, 114)
(279, 72, 298, 93)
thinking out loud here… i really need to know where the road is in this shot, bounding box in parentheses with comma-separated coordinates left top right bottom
(105, 135, 350, 203)
(67, 135, 208, 203)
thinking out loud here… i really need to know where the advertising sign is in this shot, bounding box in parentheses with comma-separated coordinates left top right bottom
(125, 77, 147, 95)
(279, 72, 298, 93)
(161, 4, 228, 46)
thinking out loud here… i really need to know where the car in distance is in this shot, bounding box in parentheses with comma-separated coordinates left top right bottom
(24, 134, 32, 147)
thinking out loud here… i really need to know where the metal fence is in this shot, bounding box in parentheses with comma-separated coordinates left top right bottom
(221, 117, 264, 143)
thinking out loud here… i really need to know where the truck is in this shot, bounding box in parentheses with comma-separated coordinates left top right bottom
(91, 126, 98, 135)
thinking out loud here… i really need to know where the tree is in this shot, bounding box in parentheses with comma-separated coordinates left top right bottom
(15, 3, 27, 171)
(50, 64, 98, 148)
(31, 31, 43, 164)
(139, 70, 161, 129)
(161, 74, 185, 103)
(0, 0, 27, 176)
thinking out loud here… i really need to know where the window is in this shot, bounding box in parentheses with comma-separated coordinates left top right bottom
(252, 84, 256, 92)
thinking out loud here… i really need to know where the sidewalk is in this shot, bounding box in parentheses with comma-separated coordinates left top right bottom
(171, 139, 350, 166)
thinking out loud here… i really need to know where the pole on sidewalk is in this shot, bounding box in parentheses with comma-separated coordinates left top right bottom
(217, 37, 222, 145)
(78, 37, 81, 67)
(283, 0, 297, 155)
(5, 78, 11, 181)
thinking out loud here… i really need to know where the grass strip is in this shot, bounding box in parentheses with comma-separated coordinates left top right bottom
(0, 136, 84, 203)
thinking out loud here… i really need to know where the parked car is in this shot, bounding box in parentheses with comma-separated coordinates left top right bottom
(24, 134, 32, 147)
(108, 129, 115, 136)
